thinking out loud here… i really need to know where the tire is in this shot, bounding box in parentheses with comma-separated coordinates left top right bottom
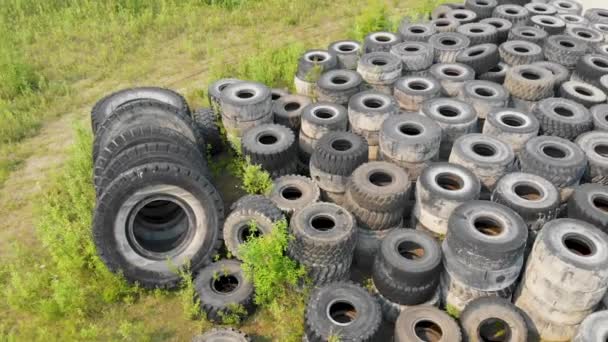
(498, 40, 543, 65)
(460, 297, 528, 342)
(592, 104, 608, 131)
(390, 42, 434, 72)
(310, 131, 368, 176)
(272, 94, 312, 132)
(398, 22, 436, 42)
(193, 328, 250, 342)
(446, 200, 528, 269)
(455, 43, 500, 75)
(363, 31, 402, 53)
(508, 25, 548, 44)
(343, 191, 403, 230)
(208, 78, 241, 115)
(557, 13, 589, 27)
(533, 97, 592, 140)
(372, 229, 442, 305)
(430, 18, 461, 33)
(315, 69, 363, 106)
(429, 32, 471, 63)
(591, 22, 608, 42)
(220, 81, 272, 121)
(530, 14, 566, 35)
(483, 108, 539, 153)
(394, 306, 462, 342)
(91, 87, 190, 135)
(420, 97, 478, 158)
(348, 90, 399, 146)
(525, 2, 557, 16)
(478, 61, 509, 84)
(559, 81, 607, 109)
(223, 207, 280, 260)
(348, 161, 410, 212)
(394, 76, 442, 111)
(457, 22, 498, 45)
(414, 162, 481, 236)
(429, 63, 476, 97)
(356, 52, 402, 86)
(572, 54, 608, 88)
(353, 226, 396, 270)
(93, 100, 202, 161)
(574, 311, 608, 342)
(95, 141, 207, 197)
(379, 114, 442, 176)
(93, 162, 223, 289)
(294, 74, 316, 97)
(305, 282, 382, 342)
(300, 102, 348, 140)
(310, 164, 349, 194)
(446, 9, 479, 25)
(221, 112, 273, 139)
(296, 49, 338, 81)
(192, 108, 223, 155)
(565, 25, 604, 46)
(550, 0, 582, 15)
(491, 172, 560, 231)
(296, 258, 351, 285)
(465, 0, 498, 20)
(543, 35, 587, 69)
(229, 195, 284, 221)
(504, 64, 554, 101)
(194, 259, 254, 323)
(531, 61, 570, 92)
(585, 8, 608, 24)
(269, 175, 320, 216)
(519, 135, 587, 188)
(328, 40, 362, 70)
(568, 184, 608, 232)
(480, 17, 513, 43)
(373, 283, 440, 324)
(288, 202, 356, 265)
(492, 5, 530, 26)
(270, 88, 288, 102)
(441, 268, 516, 313)
(241, 123, 296, 172)
(460, 80, 510, 120)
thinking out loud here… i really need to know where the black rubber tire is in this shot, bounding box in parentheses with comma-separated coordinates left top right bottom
(95, 141, 207, 197)
(530, 14, 566, 35)
(193, 328, 250, 342)
(560, 81, 607, 109)
(491, 172, 560, 229)
(93, 162, 224, 289)
(297, 259, 351, 286)
(585, 8, 608, 24)
(208, 78, 241, 114)
(269, 175, 320, 216)
(574, 311, 608, 342)
(393, 76, 442, 111)
(348, 90, 400, 146)
(446, 9, 479, 25)
(504, 64, 554, 101)
(525, 2, 558, 16)
(356, 52, 402, 86)
(328, 40, 362, 70)
(390, 42, 434, 72)
(457, 22, 498, 45)
(372, 229, 442, 305)
(519, 135, 587, 188)
(531, 61, 570, 92)
(300, 102, 348, 140)
(90, 87, 190, 135)
(429, 32, 471, 63)
(492, 5, 530, 26)
(483, 108, 540, 152)
(220, 81, 272, 121)
(272, 94, 312, 132)
(460, 80, 510, 120)
(379, 113, 442, 164)
(194, 259, 254, 323)
(430, 18, 461, 33)
(305, 282, 382, 342)
(573, 54, 608, 88)
(478, 62, 509, 83)
(288, 202, 356, 264)
(460, 297, 528, 342)
(507, 25, 548, 44)
(296, 49, 338, 81)
(498, 40, 543, 65)
(348, 161, 410, 212)
(576, 131, 608, 185)
(363, 31, 402, 53)
(315, 69, 363, 105)
(446, 200, 528, 269)
(223, 207, 280, 260)
(480, 17, 513, 43)
(430, 63, 477, 97)
(394, 306, 462, 342)
(310, 131, 368, 176)
(565, 25, 604, 46)
(343, 191, 403, 230)
(533, 97, 592, 140)
(465, 0, 498, 20)
(241, 123, 296, 171)
(456, 43, 499, 75)
(93, 100, 202, 161)
(592, 104, 608, 132)
(543, 35, 587, 69)
(567, 184, 608, 233)
(229, 195, 284, 221)
(192, 108, 223, 155)
(398, 22, 436, 42)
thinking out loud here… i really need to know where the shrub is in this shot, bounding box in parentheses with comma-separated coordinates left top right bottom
(349, 0, 395, 41)
(241, 161, 273, 195)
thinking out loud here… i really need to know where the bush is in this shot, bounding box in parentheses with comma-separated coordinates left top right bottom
(349, 0, 396, 41)
(241, 162, 273, 195)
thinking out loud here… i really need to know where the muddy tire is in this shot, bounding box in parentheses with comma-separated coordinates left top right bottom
(394, 306, 462, 342)
(508, 25, 548, 44)
(269, 175, 320, 216)
(300, 102, 348, 140)
(315, 69, 362, 106)
(192, 108, 223, 155)
(348, 90, 399, 146)
(328, 40, 362, 70)
(492, 5, 530, 26)
(480, 17, 513, 43)
(208, 78, 241, 115)
(363, 31, 402, 53)
(296, 50, 337, 81)
(504, 64, 554, 101)
(459, 80, 510, 119)
(533, 97, 592, 140)
(394, 76, 442, 111)
(498, 40, 543, 66)
(543, 35, 587, 69)
(398, 22, 436, 42)
(457, 22, 498, 45)
(241, 123, 296, 172)
(567, 184, 608, 233)
(483, 108, 539, 153)
(460, 297, 528, 342)
(272, 94, 312, 132)
(390, 42, 434, 72)
(455, 43, 500, 75)
(220, 81, 272, 121)
(576, 131, 608, 185)
(429, 63, 476, 97)
(348, 161, 410, 212)
(429, 32, 471, 63)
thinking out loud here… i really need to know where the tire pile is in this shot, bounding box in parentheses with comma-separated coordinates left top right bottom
(90, 1, 608, 341)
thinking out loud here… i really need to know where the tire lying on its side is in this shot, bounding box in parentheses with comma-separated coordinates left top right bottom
(568, 184, 608, 233)
(90, 87, 190, 135)
(192, 108, 223, 155)
(93, 162, 224, 289)
(194, 259, 255, 323)
(269, 175, 320, 216)
(460, 297, 528, 342)
(193, 328, 250, 342)
(394, 306, 462, 342)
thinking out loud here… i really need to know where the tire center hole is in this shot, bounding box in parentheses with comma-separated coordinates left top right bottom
(474, 217, 504, 236)
(375, 34, 392, 42)
(454, 13, 467, 19)
(562, 234, 595, 257)
(258, 133, 278, 145)
(542, 145, 567, 159)
(559, 40, 574, 48)
(594, 144, 608, 158)
(397, 241, 425, 260)
(521, 31, 535, 37)
(592, 196, 608, 213)
(281, 186, 303, 200)
(239, 223, 261, 243)
(415, 320, 444, 342)
(284, 102, 301, 112)
(592, 58, 608, 69)
(501, 115, 524, 127)
(132, 200, 188, 255)
(328, 301, 357, 325)
(478, 318, 511, 342)
(404, 46, 421, 52)
(313, 108, 336, 119)
(574, 86, 593, 97)
(331, 76, 348, 84)
(443, 68, 462, 77)
(311, 215, 336, 231)
(438, 105, 460, 117)
(514, 184, 543, 201)
(372, 58, 388, 66)
(331, 139, 353, 151)
(577, 31, 592, 38)
(363, 98, 385, 109)
(308, 53, 326, 62)
(521, 71, 541, 80)
(505, 9, 518, 14)
(441, 38, 457, 46)
(399, 123, 423, 136)
(435, 21, 449, 27)
(236, 90, 255, 99)
(338, 44, 356, 52)
(212, 275, 239, 294)
(369, 171, 393, 187)
(436, 173, 464, 191)
(409, 81, 430, 91)
(472, 143, 497, 157)
(553, 106, 574, 117)
(468, 48, 484, 57)
(513, 46, 530, 53)
(470, 28, 484, 33)
(271, 93, 282, 101)
(474, 87, 496, 97)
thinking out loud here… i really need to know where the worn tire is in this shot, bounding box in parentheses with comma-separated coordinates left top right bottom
(592, 104, 608, 131)
(459, 80, 510, 119)
(348, 90, 399, 146)
(328, 40, 362, 70)
(429, 63, 476, 97)
(398, 22, 436, 42)
(498, 40, 543, 65)
(208, 78, 241, 115)
(192, 108, 223, 155)
(394, 306, 462, 342)
(269, 175, 320, 216)
(493, 5, 530, 26)
(343, 191, 403, 230)
(220, 81, 272, 121)
(568, 184, 608, 232)
(508, 25, 548, 44)
(357, 52, 402, 87)
(457, 22, 498, 45)
(533, 97, 592, 140)
(577, 131, 608, 185)
(296, 50, 337, 81)
(300, 102, 348, 139)
(480, 17, 513, 43)
(530, 14, 566, 35)
(223, 207, 281, 260)
(310, 131, 368, 176)
(390, 42, 434, 72)
(363, 31, 402, 53)
(460, 297, 528, 342)
(446, 9, 479, 25)
(559, 80, 607, 109)
(429, 32, 471, 63)
(543, 35, 587, 68)
(483, 108, 539, 152)
(574, 311, 608, 342)
(272, 94, 312, 131)
(531, 61, 570, 92)
(504, 64, 554, 101)
(572, 54, 608, 88)
(241, 123, 296, 172)
(478, 61, 509, 83)
(466, 0, 498, 20)
(394, 76, 442, 111)
(315, 69, 363, 106)
(455, 43, 500, 75)
(348, 161, 410, 212)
